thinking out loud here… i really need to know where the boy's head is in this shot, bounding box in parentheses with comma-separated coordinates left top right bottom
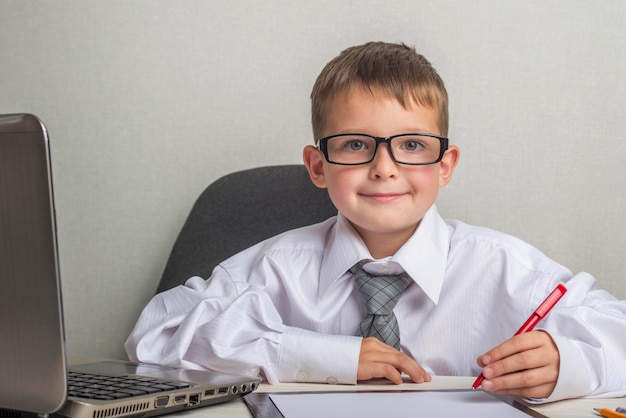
(304, 41, 459, 258)
(310, 41, 448, 141)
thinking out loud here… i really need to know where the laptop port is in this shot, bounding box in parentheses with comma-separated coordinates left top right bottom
(217, 387, 229, 396)
(231, 385, 239, 394)
(250, 382, 258, 391)
(174, 394, 187, 405)
(189, 394, 200, 406)
(240, 383, 248, 393)
(204, 388, 217, 398)
(155, 396, 169, 408)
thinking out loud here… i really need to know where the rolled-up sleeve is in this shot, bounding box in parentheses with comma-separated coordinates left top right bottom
(125, 272, 286, 381)
(124, 269, 362, 384)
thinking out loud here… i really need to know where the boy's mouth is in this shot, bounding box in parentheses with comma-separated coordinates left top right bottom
(360, 192, 408, 202)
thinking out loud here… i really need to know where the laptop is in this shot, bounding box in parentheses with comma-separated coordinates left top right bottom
(0, 114, 260, 418)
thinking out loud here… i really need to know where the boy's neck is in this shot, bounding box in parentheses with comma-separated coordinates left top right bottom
(352, 222, 420, 260)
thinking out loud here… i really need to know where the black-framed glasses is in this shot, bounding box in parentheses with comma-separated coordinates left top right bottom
(318, 133, 449, 166)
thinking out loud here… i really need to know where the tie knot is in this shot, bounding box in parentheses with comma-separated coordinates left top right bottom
(351, 264, 412, 315)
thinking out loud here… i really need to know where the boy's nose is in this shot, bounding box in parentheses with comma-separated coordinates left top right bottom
(369, 143, 399, 177)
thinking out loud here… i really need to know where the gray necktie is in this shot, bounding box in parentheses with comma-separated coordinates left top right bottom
(351, 263, 412, 350)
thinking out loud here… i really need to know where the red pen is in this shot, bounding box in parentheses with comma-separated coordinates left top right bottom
(472, 283, 567, 390)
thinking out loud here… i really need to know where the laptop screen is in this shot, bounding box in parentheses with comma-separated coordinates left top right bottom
(0, 114, 69, 413)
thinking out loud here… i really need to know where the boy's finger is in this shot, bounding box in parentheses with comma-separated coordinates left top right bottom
(385, 352, 431, 383)
(357, 362, 404, 384)
(486, 378, 556, 398)
(483, 348, 550, 379)
(478, 331, 547, 365)
(480, 333, 558, 378)
(358, 338, 431, 384)
(482, 366, 557, 397)
(403, 366, 431, 384)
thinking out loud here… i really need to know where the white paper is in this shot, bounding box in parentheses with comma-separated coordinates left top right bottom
(269, 390, 533, 418)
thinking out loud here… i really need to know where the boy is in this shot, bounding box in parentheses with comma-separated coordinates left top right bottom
(125, 42, 626, 402)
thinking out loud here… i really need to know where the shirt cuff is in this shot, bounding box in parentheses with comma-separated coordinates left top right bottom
(278, 326, 362, 385)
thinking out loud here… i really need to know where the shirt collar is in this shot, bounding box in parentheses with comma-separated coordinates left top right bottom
(393, 205, 450, 304)
(319, 214, 369, 295)
(319, 205, 451, 304)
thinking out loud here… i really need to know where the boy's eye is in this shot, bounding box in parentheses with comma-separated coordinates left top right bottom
(335, 138, 370, 152)
(346, 140, 367, 151)
(397, 138, 426, 152)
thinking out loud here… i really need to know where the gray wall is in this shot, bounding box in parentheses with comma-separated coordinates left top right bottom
(1, 1, 625, 360)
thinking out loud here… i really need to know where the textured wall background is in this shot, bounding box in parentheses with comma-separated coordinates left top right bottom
(1, 1, 624, 360)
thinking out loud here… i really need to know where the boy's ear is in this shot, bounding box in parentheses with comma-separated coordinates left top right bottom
(303, 145, 328, 188)
(439, 145, 460, 187)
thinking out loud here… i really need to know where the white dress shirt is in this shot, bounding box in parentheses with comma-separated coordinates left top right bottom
(125, 205, 626, 402)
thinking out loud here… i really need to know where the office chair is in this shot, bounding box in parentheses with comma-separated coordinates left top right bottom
(155, 165, 337, 293)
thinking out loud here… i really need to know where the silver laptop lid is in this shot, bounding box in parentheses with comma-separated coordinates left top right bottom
(0, 114, 261, 418)
(0, 113, 68, 414)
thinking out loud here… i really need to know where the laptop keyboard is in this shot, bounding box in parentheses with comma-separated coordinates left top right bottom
(67, 371, 191, 400)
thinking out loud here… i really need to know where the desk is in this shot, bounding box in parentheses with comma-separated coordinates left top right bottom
(167, 377, 626, 418)
(68, 358, 624, 418)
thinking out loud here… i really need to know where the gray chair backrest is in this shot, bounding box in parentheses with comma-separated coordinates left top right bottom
(156, 165, 337, 293)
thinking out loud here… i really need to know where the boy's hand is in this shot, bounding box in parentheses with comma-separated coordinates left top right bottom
(476, 330, 559, 398)
(357, 337, 431, 384)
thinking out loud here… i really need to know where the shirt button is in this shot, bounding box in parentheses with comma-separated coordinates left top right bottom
(326, 376, 338, 385)
(296, 370, 308, 382)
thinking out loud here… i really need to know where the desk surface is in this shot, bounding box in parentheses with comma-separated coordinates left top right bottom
(67, 358, 624, 418)
(169, 377, 626, 418)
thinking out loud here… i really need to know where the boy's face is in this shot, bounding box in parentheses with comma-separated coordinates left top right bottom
(304, 87, 459, 258)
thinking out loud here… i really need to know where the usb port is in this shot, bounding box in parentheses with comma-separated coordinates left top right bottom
(204, 388, 217, 398)
(217, 387, 229, 396)
(174, 394, 187, 404)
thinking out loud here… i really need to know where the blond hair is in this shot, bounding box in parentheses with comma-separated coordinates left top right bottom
(311, 42, 449, 140)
